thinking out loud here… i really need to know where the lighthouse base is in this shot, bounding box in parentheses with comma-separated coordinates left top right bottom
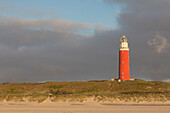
(111, 78, 135, 81)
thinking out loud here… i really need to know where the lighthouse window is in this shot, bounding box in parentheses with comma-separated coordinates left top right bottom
(122, 76, 124, 78)
(122, 51, 124, 53)
(122, 72, 124, 75)
(122, 61, 124, 64)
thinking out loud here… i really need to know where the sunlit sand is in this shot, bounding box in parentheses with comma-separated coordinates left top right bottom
(1, 101, 170, 113)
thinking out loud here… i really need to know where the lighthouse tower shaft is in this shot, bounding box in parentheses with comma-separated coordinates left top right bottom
(119, 35, 130, 80)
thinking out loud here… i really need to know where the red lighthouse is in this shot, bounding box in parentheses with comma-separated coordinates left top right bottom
(119, 35, 130, 80)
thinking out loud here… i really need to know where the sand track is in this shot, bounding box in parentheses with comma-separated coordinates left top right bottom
(0, 102, 170, 113)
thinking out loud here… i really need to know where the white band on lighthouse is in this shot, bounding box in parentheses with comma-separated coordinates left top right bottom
(120, 35, 129, 50)
(120, 48, 129, 51)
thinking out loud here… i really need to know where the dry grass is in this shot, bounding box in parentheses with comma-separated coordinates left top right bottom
(0, 79, 170, 103)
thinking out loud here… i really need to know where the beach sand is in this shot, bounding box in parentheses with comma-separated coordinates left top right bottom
(0, 101, 170, 113)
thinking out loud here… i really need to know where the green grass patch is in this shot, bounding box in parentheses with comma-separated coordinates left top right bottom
(48, 85, 64, 89)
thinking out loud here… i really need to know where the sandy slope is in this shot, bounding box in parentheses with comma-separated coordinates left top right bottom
(0, 100, 170, 113)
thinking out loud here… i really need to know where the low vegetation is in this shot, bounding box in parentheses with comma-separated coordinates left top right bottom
(0, 79, 170, 103)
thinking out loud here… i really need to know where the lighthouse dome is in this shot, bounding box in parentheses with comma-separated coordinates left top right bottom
(120, 35, 128, 42)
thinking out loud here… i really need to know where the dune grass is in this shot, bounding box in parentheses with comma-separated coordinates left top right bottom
(0, 79, 170, 103)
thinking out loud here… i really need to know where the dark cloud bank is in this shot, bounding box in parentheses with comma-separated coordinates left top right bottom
(0, 0, 170, 82)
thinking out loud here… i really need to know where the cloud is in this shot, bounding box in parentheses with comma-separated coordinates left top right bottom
(1, 17, 92, 32)
(148, 32, 170, 53)
(0, 16, 117, 82)
(104, 0, 170, 31)
(0, 17, 92, 48)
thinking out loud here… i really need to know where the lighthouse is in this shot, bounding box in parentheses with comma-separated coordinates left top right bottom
(119, 35, 130, 80)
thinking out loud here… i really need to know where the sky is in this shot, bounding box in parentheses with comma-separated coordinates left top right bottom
(0, 0, 170, 82)
(0, 0, 120, 31)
